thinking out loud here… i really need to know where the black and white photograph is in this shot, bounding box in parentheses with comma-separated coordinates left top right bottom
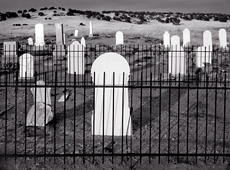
(1, 0, 230, 169)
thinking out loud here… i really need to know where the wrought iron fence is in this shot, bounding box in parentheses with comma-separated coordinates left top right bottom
(0, 44, 230, 167)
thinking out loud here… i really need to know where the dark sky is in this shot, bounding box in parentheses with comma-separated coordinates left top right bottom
(1, 0, 230, 13)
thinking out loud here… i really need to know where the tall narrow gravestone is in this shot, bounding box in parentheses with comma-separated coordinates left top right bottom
(219, 28, 227, 48)
(34, 23, 45, 46)
(19, 53, 34, 78)
(89, 21, 93, 37)
(74, 30, 79, 37)
(67, 41, 85, 74)
(183, 28, 190, 47)
(27, 80, 53, 126)
(53, 23, 66, 60)
(203, 30, 212, 63)
(91, 52, 132, 136)
(196, 46, 212, 67)
(55, 23, 64, 45)
(115, 31, 124, 45)
(203, 30, 212, 51)
(81, 37, 86, 47)
(163, 31, 170, 48)
(28, 37, 33, 45)
(168, 36, 186, 76)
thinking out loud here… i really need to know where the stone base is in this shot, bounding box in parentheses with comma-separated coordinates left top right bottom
(53, 45, 66, 60)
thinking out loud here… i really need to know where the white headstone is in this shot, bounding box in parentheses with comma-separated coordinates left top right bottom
(27, 80, 53, 126)
(163, 31, 170, 47)
(115, 31, 124, 45)
(28, 37, 34, 45)
(67, 41, 85, 74)
(55, 23, 64, 45)
(91, 52, 132, 136)
(35, 23, 45, 46)
(183, 28, 190, 47)
(74, 30, 79, 37)
(30, 80, 51, 105)
(219, 28, 227, 48)
(19, 53, 34, 78)
(3, 41, 18, 57)
(168, 46, 186, 76)
(89, 21, 93, 37)
(196, 46, 212, 67)
(81, 37, 86, 47)
(171, 35, 180, 48)
(203, 30, 212, 52)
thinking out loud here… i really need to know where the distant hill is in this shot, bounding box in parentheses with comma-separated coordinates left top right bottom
(1, 7, 230, 25)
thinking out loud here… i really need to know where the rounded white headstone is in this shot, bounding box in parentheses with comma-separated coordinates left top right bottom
(115, 31, 124, 45)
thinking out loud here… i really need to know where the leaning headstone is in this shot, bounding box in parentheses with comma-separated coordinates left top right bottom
(183, 28, 190, 47)
(67, 41, 85, 74)
(55, 23, 64, 45)
(169, 36, 186, 76)
(19, 53, 34, 78)
(2, 41, 19, 68)
(34, 23, 45, 46)
(74, 30, 79, 37)
(28, 37, 34, 45)
(27, 80, 53, 126)
(196, 46, 212, 67)
(115, 31, 124, 45)
(81, 37, 86, 47)
(91, 52, 132, 136)
(203, 30, 212, 52)
(219, 28, 227, 48)
(163, 31, 170, 48)
(89, 21, 93, 37)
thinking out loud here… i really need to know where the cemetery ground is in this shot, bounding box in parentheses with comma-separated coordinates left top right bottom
(1, 10, 230, 169)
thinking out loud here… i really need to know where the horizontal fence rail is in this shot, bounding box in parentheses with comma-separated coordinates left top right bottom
(0, 44, 230, 166)
(0, 44, 230, 86)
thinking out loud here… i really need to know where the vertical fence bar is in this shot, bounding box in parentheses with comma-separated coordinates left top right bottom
(196, 73, 199, 164)
(112, 72, 115, 164)
(122, 72, 125, 163)
(4, 73, 8, 163)
(73, 72, 76, 164)
(14, 72, 18, 164)
(102, 72, 105, 164)
(205, 74, 208, 164)
(223, 74, 226, 163)
(149, 72, 152, 164)
(24, 71, 27, 164)
(214, 74, 217, 164)
(158, 73, 162, 164)
(168, 72, 171, 163)
(34, 72, 37, 164)
(93, 72, 96, 164)
(186, 73, 190, 164)
(53, 71, 57, 164)
(44, 73, 47, 164)
(64, 71, 67, 164)
(130, 73, 133, 167)
(140, 72, 143, 163)
(83, 73, 86, 164)
(177, 73, 180, 163)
